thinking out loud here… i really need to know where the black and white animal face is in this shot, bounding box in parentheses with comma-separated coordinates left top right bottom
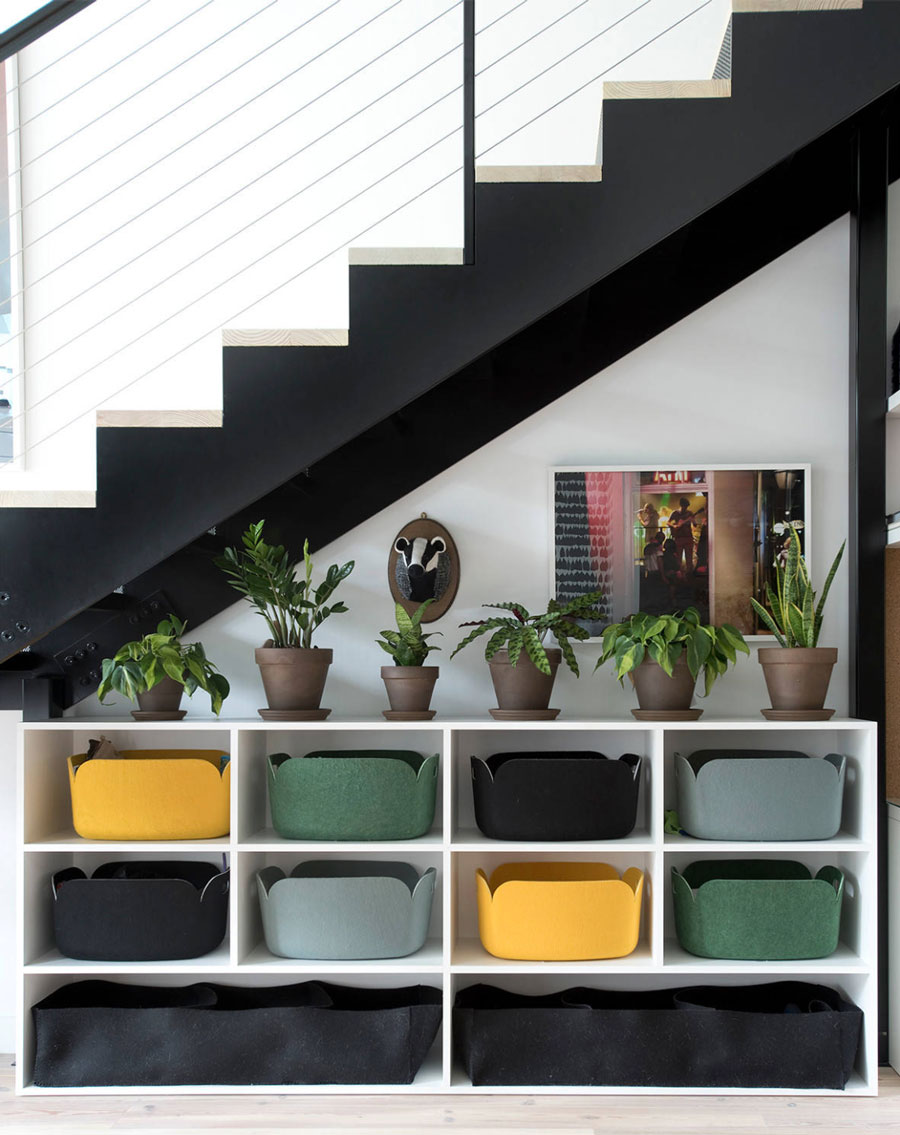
(394, 536, 448, 603)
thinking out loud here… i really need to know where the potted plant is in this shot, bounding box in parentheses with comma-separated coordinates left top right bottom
(450, 593, 603, 719)
(376, 600, 442, 720)
(97, 614, 230, 720)
(750, 537, 845, 719)
(595, 608, 748, 720)
(215, 520, 353, 719)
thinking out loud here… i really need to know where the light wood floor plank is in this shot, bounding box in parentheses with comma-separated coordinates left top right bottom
(2, 1064, 899, 1133)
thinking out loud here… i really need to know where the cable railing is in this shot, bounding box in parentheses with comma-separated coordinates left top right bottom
(0, 0, 731, 471)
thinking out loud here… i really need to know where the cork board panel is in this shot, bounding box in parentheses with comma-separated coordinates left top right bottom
(886, 548, 900, 798)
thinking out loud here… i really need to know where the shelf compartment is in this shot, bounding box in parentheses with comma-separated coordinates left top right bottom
(453, 980, 863, 1089)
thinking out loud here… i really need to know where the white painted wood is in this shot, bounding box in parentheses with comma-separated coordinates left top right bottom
(95, 410, 223, 428)
(17, 718, 877, 1095)
(347, 248, 464, 265)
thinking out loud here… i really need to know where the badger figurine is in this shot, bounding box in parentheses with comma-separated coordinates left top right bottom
(394, 535, 450, 603)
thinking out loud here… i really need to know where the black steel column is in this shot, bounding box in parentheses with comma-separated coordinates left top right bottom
(463, 0, 475, 265)
(848, 117, 889, 1063)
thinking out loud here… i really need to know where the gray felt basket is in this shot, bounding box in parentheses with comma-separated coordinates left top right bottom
(674, 750, 846, 841)
(257, 861, 436, 959)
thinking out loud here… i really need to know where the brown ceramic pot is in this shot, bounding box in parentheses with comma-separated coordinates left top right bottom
(134, 676, 184, 718)
(488, 648, 560, 711)
(255, 645, 333, 710)
(630, 655, 696, 711)
(757, 646, 837, 712)
(381, 666, 439, 713)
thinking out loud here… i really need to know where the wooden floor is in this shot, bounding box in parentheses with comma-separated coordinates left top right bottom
(2, 1061, 899, 1134)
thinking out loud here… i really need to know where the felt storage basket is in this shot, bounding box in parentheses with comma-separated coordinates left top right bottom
(674, 749, 846, 841)
(454, 981, 862, 1088)
(32, 979, 442, 1087)
(52, 861, 229, 962)
(476, 862, 643, 960)
(67, 751, 231, 840)
(256, 861, 436, 959)
(267, 751, 439, 840)
(672, 860, 844, 960)
(470, 752, 642, 841)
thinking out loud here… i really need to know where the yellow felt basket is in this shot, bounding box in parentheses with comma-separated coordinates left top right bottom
(476, 862, 644, 961)
(67, 750, 231, 840)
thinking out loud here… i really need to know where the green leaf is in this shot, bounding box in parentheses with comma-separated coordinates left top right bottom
(556, 632, 579, 677)
(395, 604, 414, 636)
(506, 631, 523, 668)
(813, 540, 845, 646)
(751, 597, 787, 645)
(615, 639, 645, 680)
(685, 627, 711, 679)
(485, 626, 513, 661)
(522, 625, 550, 674)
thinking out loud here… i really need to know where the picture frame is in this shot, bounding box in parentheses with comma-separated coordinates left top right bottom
(550, 465, 811, 639)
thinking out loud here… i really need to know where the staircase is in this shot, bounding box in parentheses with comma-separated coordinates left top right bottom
(1, 0, 899, 713)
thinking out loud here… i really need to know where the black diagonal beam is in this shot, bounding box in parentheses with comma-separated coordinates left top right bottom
(848, 116, 889, 1064)
(0, 1, 96, 63)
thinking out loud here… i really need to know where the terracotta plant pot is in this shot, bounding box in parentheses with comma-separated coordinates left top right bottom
(629, 655, 697, 714)
(488, 648, 561, 712)
(381, 666, 439, 718)
(132, 677, 184, 720)
(255, 645, 332, 710)
(757, 647, 837, 716)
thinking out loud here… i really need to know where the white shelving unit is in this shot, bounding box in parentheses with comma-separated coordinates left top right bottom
(16, 717, 878, 1095)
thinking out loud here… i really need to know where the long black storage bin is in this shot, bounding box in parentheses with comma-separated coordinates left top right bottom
(454, 982, 862, 1089)
(52, 861, 229, 961)
(33, 980, 442, 1086)
(470, 752, 642, 840)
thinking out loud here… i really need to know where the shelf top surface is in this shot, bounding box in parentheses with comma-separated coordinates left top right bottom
(22, 716, 877, 731)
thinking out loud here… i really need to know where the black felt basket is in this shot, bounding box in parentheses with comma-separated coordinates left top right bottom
(52, 861, 229, 962)
(470, 752, 642, 840)
(32, 980, 442, 1087)
(454, 982, 862, 1088)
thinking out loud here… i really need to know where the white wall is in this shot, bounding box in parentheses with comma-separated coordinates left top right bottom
(1, 0, 729, 493)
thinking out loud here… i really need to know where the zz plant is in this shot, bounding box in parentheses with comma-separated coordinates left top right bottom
(451, 592, 605, 676)
(377, 600, 442, 667)
(215, 520, 353, 648)
(97, 614, 230, 715)
(596, 608, 748, 696)
(750, 537, 845, 647)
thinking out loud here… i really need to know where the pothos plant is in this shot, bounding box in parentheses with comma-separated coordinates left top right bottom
(450, 592, 605, 676)
(215, 520, 354, 648)
(749, 536, 845, 647)
(595, 608, 748, 696)
(97, 614, 230, 715)
(376, 600, 442, 667)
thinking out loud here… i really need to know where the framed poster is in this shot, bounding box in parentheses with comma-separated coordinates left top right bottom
(551, 465, 810, 638)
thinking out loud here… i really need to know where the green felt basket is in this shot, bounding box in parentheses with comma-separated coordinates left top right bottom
(672, 860, 844, 961)
(267, 751, 439, 840)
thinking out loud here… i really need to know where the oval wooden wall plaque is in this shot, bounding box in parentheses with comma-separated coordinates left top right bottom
(388, 516, 460, 622)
